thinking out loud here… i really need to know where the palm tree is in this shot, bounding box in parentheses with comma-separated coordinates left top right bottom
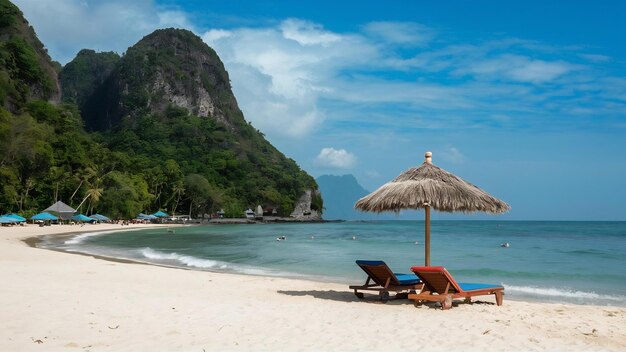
(171, 182, 185, 215)
(17, 177, 35, 212)
(86, 186, 103, 215)
(76, 186, 103, 214)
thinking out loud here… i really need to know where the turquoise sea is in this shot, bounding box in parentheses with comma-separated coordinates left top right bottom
(39, 221, 626, 306)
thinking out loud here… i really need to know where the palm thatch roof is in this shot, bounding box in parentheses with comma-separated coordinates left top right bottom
(44, 200, 76, 220)
(355, 152, 510, 214)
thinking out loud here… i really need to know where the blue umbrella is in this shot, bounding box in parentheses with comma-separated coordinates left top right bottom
(71, 214, 94, 222)
(0, 216, 17, 223)
(3, 213, 26, 222)
(31, 212, 59, 221)
(90, 214, 111, 222)
(137, 213, 157, 220)
(152, 210, 169, 218)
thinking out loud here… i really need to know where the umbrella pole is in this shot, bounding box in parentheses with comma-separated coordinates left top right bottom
(425, 205, 430, 266)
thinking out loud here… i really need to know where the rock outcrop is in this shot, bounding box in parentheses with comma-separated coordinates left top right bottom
(290, 189, 323, 221)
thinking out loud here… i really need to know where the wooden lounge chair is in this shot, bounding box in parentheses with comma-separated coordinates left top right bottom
(349, 260, 423, 303)
(407, 266, 504, 310)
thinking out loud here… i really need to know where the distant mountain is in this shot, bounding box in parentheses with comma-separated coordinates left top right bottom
(316, 174, 372, 220)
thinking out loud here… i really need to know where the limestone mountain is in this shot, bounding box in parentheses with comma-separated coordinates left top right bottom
(73, 29, 241, 132)
(59, 28, 322, 219)
(0, 0, 60, 112)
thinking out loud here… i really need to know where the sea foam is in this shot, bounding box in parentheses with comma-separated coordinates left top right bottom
(64, 231, 112, 245)
(140, 247, 228, 269)
(138, 247, 300, 277)
(503, 284, 625, 304)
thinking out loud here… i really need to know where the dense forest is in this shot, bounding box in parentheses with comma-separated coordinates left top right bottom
(0, 0, 322, 219)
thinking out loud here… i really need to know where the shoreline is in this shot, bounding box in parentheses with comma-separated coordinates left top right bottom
(1, 224, 625, 351)
(23, 225, 194, 268)
(26, 229, 625, 307)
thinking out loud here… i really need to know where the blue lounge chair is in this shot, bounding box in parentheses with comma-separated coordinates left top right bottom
(349, 260, 423, 303)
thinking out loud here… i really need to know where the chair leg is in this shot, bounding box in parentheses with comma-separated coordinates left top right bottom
(495, 291, 503, 306)
(379, 290, 390, 303)
(441, 295, 453, 310)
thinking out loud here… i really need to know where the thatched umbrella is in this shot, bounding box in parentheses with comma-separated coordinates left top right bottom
(355, 152, 510, 266)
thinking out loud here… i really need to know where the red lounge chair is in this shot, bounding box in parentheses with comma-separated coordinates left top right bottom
(408, 266, 504, 310)
(349, 260, 423, 303)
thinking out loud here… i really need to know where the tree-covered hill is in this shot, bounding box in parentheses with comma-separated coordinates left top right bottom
(0, 0, 60, 112)
(0, 1, 322, 220)
(59, 49, 120, 109)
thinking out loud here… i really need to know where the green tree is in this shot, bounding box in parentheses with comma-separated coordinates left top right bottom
(183, 173, 217, 218)
(99, 171, 151, 219)
(169, 181, 185, 216)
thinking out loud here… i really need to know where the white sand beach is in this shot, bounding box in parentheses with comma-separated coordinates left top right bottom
(1, 224, 625, 351)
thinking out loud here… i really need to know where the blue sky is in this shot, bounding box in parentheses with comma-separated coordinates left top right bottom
(15, 0, 626, 220)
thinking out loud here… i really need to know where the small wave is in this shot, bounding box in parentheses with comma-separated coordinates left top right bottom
(140, 247, 228, 269)
(138, 247, 302, 277)
(64, 231, 111, 245)
(504, 284, 625, 303)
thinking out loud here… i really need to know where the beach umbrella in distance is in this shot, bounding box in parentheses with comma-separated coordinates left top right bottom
(3, 213, 26, 222)
(137, 213, 158, 220)
(90, 214, 111, 222)
(0, 216, 17, 224)
(71, 214, 94, 222)
(354, 152, 510, 266)
(152, 210, 169, 218)
(31, 212, 59, 221)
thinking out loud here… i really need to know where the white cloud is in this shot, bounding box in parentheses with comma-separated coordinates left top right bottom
(365, 170, 382, 179)
(315, 148, 357, 169)
(363, 21, 433, 46)
(203, 29, 232, 44)
(458, 54, 576, 83)
(198, 17, 618, 140)
(508, 59, 575, 83)
(280, 19, 341, 46)
(157, 10, 195, 28)
(200, 20, 377, 138)
(579, 53, 611, 63)
(440, 147, 465, 164)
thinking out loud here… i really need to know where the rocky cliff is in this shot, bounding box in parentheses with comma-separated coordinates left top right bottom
(290, 189, 323, 221)
(72, 29, 244, 132)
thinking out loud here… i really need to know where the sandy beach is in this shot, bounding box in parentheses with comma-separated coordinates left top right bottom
(1, 224, 624, 351)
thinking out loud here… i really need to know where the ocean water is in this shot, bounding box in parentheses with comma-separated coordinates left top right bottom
(39, 221, 626, 306)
